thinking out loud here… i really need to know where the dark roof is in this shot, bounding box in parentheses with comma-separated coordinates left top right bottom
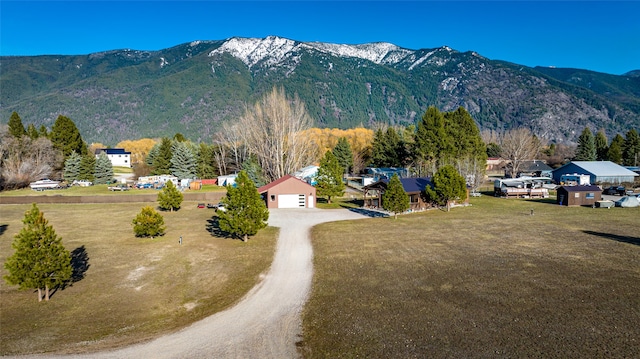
(96, 148, 130, 155)
(257, 175, 313, 193)
(520, 160, 553, 172)
(365, 177, 432, 193)
(559, 185, 602, 192)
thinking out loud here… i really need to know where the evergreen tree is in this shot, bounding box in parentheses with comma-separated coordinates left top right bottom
(170, 141, 197, 179)
(217, 171, 269, 242)
(8, 111, 27, 138)
(157, 180, 183, 212)
(486, 143, 502, 158)
(196, 143, 217, 179)
(384, 127, 408, 167)
(49, 115, 87, 158)
(146, 144, 160, 167)
(594, 130, 609, 161)
(79, 154, 96, 181)
(382, 174, 410, 219)
(371, 129, 388, 167)
(241, 154, 267, 187)
(425, 165, 467, 212)
(38, 125, 49, 138)
(152, 137, 173, 175)
(26, 123, 39, 139)
(315, 150, 345, 203)
(622, 129, 640, 166)
(4, 204, 72, 302)
(608, 134, 625, 164)
(332, 137, 354, 175)
(132, 206, 166, 239)
(173, 133, 187, 142)
(413, 106, 452, 172)
(445, 107, 487, 162)
(94, 152, 114, 184)
(574, 127, 597, 161)
(63, 151, 82, 182)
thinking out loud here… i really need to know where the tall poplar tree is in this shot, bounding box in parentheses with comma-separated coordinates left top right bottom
(4, 204, 72, 302)
(316, 150, 345, 204)
(217, 171, 269, 242)
(382, 174, 409, 219)
(574, 127, 596, 161)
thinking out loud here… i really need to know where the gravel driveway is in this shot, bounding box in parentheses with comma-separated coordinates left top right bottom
(13, 208, 368, 359)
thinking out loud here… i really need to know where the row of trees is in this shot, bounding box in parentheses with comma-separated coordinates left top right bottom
(574, 127, 640, 165)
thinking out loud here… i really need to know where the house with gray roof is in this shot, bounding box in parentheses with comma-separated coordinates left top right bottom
(551, 161, 638, 185)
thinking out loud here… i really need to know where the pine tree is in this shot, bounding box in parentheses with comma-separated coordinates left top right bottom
(93, 152, 114, 184)
(594, 130, 609, 161)
(132, 206, 166, 239)
(63, 151, 82, 182)
(38, 125, 49, 138)
(26, 123, 39, 139)
(413, 106, 451, 172)
(196, 143, 217, 179)
(241, 154, 267, 187)
(622, 129, 640, 166)
(157, 180, 183, 212)
(49, 115, 87, 158)
(152, 137, 173, 175)
(217, 171, 269, 242)
(79, 154, 96, 181)
(8, 111, 27, 138)
(4, 204, 72, 302)
(608, 134, 625, 164)
(170, 141, 196, 179)
(382, 174, 410, 219)
(315, 150, 345, 204)
(574, 127, 597, 161)
(371, 129, 388, 167)
(425, 165, 467, 212)
(332, 137, 354, 175)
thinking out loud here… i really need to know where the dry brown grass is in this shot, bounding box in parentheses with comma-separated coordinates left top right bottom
(0, 202, 276, 355)
(302, 196, 640, 358)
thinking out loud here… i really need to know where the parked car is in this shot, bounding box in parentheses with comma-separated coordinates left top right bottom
(603, 186, 627, 196)
(197, 203, 206, 208)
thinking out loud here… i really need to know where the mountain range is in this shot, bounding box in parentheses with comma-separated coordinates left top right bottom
(1, 36, 639, 145)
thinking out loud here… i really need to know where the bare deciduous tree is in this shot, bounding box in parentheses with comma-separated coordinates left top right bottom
(500, 128, 541, 178)
(236, 87, 315, 181)
(1, 125, 61, 190)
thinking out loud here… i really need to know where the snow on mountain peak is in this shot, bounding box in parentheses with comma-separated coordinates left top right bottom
(208, 36, 415, 68)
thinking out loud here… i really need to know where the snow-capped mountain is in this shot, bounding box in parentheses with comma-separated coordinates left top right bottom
(1, 36, 638, 145)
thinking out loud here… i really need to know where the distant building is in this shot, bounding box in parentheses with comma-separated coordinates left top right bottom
(551, 161, 638, 185)
(556, 185, 602, 206)
(95, 148, 131, 168)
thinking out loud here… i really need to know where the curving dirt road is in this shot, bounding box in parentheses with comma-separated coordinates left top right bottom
(12, 208, 369, 359)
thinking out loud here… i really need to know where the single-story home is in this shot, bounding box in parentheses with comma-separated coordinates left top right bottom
(362, 177, 433, 211)
(556, 185, 602, 206)
(552, 161, 638, 185)
(517, 160, 553, 178)
(258, 175, 316, 209)
(95, 148, 131, 168)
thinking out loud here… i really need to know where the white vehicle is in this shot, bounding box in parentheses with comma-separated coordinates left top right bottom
(29, 179, 60, 190)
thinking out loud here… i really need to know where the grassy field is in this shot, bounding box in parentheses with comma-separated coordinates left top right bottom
(0, 201, 277, 355)
(301, 195, 640, 358)
(0, 184, 227, 197)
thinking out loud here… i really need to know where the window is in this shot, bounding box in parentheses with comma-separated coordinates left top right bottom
(270, 195, 275, 202)
(586, 193, 594, 199)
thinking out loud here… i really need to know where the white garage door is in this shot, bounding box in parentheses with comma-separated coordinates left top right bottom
(278, 194, 305, 208)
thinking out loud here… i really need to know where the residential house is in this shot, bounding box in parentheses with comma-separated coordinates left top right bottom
(258, 175, 316, 209)
(362, 177, 433, 211)
(95, 148, 131, 168)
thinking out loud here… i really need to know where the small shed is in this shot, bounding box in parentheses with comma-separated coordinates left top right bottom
(556, 185, 602, 206)
(258, 175, 316, 209)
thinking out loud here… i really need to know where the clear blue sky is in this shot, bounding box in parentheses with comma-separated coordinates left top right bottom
(1, 1, 638, 75)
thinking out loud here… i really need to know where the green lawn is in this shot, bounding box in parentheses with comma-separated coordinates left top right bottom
(0, 202, 277, 355)
(301, 196, 640, 358)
